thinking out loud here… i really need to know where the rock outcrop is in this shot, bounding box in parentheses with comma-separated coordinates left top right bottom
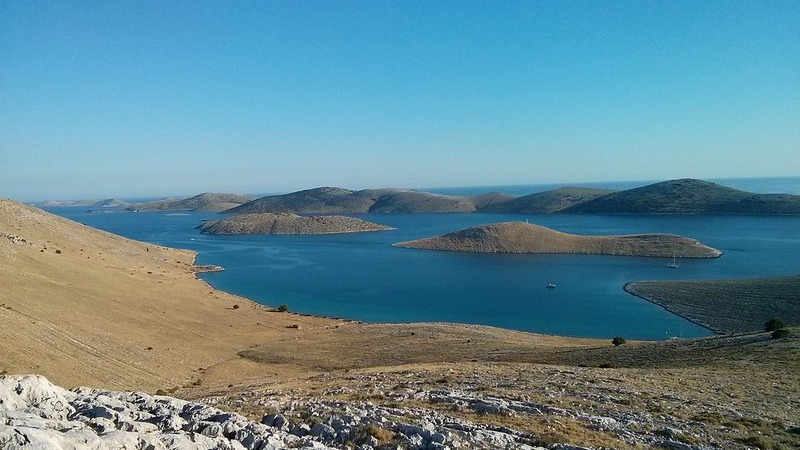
(395, 221, 722, 258)
(1, 374, 554, 450)
(199, 213, 393, 235)
(0, 374, 337, 450)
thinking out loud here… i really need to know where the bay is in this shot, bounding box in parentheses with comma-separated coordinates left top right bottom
(46, 203, 800, 340)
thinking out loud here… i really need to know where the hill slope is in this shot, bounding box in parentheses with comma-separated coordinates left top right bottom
(394, 221, 721, 257)
(479, 187, 615, 213)
(126, 193, 252, 213)
(625, 275, 800, 334)
(199, 213, 393, 234)
(227, 187, 479, 214)
(565, 178, 800, 214)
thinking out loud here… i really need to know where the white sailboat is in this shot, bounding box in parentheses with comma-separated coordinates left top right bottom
(667, 253, 679, 268)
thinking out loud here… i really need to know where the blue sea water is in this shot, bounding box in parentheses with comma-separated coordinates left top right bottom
(44, 177, 800, 340)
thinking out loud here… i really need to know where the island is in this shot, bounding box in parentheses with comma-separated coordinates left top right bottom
(563, 178, 800, 214)
(224, 187, 490, 214)
(198, 212, 394, 235)
(478, 187, 616, 213)
(394, 221, 722, 257)
(222, 179, 800, 215)
(126, 192, 252, 213)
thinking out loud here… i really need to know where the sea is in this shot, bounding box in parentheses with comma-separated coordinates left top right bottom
(43, 177, 800, 340)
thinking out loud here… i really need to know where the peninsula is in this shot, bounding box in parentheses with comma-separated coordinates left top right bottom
(199, 212, 393, 235)
(625, 275, 800, 334)
(394, 221, 722, 257)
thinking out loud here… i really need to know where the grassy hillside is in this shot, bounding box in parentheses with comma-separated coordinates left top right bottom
(395, 221, 722, 257)
(479, 187, 615, 213)
(564, 178, 800, 214)
(625, 275, 800, 333)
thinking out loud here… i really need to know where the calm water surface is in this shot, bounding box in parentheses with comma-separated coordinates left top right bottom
(47, 206, 800, 340)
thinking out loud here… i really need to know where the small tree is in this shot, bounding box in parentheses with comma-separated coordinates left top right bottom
(771, 329, 791, 339)
(765, 318, 785, 332)
(612, 336, 626, 347)
(277, 304, 289, 312)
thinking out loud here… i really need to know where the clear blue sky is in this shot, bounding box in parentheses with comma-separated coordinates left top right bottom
(2, 1, 798, 201)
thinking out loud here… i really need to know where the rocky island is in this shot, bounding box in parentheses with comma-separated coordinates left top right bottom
(394, 221, 722, 257)
(199, 212, 393, 235)
(563, 178, 800, 214)
(126, 192, 252, 213)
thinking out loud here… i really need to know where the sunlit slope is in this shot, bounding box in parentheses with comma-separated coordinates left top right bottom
(395, 221, 721, 257)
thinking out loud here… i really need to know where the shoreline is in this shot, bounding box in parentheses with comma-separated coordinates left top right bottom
(623, 282, 722, 335)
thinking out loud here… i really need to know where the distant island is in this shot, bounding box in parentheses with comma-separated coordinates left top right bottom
(224, 187, 493, 214)
(562, 178, 800, 214)
(394, 221, 722, 257)
(199, 212, 393, 235)
(39, 198, 130, 208)
(35, 178, 800, 215)
(220, 179, 800, 215)
(478, 187, 616, 213)
(126, 193, 252, 213)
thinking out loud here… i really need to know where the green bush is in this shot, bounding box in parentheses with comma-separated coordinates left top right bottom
(277, 304, 289, 312)
(771, 329, 791, 339)
(612, 336, 626, 346)
(765, 318, 785, 331)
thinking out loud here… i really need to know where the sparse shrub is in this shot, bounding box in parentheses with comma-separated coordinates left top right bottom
(278, 304, 289, 312)
(55, 249, 61, 254)
(765, 318, 785, 331)
(771, 329, 791, 339)
(232, 304, 240, 310)
(612, 336, 626, 346)
(356, 424, 395, 445)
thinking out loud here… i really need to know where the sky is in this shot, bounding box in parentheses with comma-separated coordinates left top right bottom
(1, 1, 798, 201)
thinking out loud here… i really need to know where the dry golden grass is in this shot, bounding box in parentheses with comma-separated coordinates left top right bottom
(0, 198, 599, 393)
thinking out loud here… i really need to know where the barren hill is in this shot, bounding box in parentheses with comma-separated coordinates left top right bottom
(394, 221, 722, 257)
(565, 178, 800, 214)
(199, 213, 393, 235)
(479, 187, 615, 213)
(126, 192, 252, 213)
(227, 187, 479, 214)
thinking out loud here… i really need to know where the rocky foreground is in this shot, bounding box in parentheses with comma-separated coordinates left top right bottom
(1, 374, 580, 450)
(5, 365, 799, 450)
